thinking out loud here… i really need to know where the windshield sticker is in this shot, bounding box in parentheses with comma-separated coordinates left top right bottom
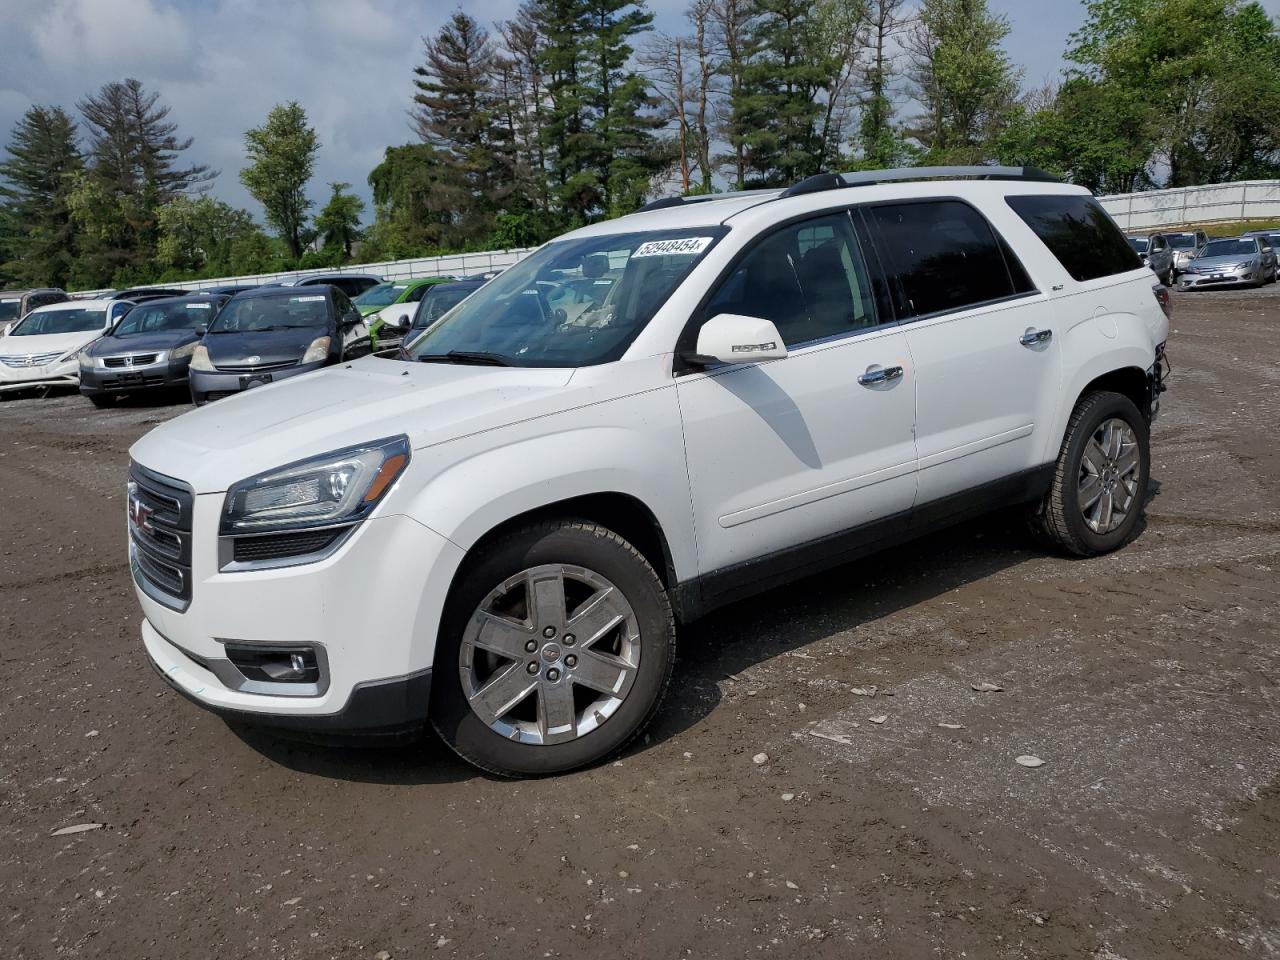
(291, 295, 326, 302)
(594, 279, 612, 285)
(185, 302, 212, 309)
(632, 237, 714, 258)
(393, 284, 407, 290)
(1, 298, 18, 304)
(84, 304, 107, 311)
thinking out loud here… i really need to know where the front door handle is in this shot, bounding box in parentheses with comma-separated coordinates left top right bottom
(858, 365, 904, 386)
(1020, 328, 1053, 346)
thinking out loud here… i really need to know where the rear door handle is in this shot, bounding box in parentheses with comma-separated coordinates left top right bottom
(1020, 328, 1053, 346)
(858, 365, 904, 386)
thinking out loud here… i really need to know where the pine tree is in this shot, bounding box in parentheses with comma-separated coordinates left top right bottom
(733, 0, 837, 186)
(73, 78, 214, 284)
(411, 11, 511, 241)
(0, 106, 83, 287)
(240, 102, 319, 261)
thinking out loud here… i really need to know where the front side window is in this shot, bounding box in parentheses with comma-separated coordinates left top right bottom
(1007, 194, 1142, 283)
(406, 229, 725, 367)
(9, 306, 107, 336)
(210, 295, 330, 333)
(0, 299, 19, 323)
(870, 200, 1031, 317)
(1127, 238, 1149, 254)
(411, 285, 477, 330)
(405, 283, 433, 302)
(1165, 234, 1198, 250)
(702, 212, 881, 348)
(112, 300, 216, 336)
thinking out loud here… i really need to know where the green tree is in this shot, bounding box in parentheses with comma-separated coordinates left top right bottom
(240, 102, 319, 261)
(73, 78, 213, 286)
(854, 0, 910, 168)
(365, 142, 457, 257)
(411, 11, 510, 243)
(314, 182, 365, 258)
(0, 105, 84, 287)
(906, 0, 1021, 163)
(155, 195, 266, 276)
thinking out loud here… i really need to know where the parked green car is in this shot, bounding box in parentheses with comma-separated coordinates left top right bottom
(354, 277, 455, 349)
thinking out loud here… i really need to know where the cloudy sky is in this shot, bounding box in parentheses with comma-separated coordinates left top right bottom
(1, 0, 1277, 225)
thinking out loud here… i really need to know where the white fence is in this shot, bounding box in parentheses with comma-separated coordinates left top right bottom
(75, 179, 1280, 296)
(1099, 179, 1280, 231)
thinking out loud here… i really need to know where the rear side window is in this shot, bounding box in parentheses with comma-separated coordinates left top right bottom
(1006, 195, 1141, 282)
(867, 200, 1033, 319)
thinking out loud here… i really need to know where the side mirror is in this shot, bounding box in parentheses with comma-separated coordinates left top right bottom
(691, 313, 788, 365)
(194, 325, 207, 337)
(342, 311, 362, 328)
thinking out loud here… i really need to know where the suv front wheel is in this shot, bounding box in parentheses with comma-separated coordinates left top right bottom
(1032, 390, 1151, 556)
(430, 520, 677, 776)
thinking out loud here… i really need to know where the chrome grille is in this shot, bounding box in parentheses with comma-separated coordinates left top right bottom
(104, 353, 159, 368)
(214, 359, 298, 373)
(128, 463, 194, 611)
(0, 351, 63, 368)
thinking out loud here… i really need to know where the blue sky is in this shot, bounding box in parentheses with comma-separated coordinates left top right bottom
(1, 0, 1277, 223)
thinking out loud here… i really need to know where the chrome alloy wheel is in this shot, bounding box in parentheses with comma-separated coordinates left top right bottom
(458, 564, 641, 745)
(1078, 417, 1141, 534)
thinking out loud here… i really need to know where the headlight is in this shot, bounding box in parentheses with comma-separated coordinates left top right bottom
(302, 336, 331, 364)
(220, 436, 410, 535)
(170, 341, 197, 360)
(190, 344, 215, 371)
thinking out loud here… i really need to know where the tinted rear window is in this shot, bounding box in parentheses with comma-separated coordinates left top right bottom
(1006, 195, 1141, 282)
(867, 200, 1035, 318)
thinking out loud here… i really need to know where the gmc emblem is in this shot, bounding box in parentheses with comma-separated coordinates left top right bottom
(127, 483, 154, 534)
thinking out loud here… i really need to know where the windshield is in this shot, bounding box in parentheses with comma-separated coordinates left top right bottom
(1127, 238, 1148, 253)
(1166, 234, 1198, 249)
(411, 285, 477, 329)
(209, 294, 330, 333)
(113, 300, 217, 336)
(354, 282, 406, 308)
(10, 306, 107, 336)
(1200, 239, 1255, 258)
(406, 229, 724, 367)
(0, 298, 20, 322)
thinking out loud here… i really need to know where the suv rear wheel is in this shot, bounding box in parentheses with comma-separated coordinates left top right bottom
(1032, 390, 1150, 556)
(430, 520, 676, 776)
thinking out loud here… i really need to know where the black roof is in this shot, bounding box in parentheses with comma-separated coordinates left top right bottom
(228, 284, 337, 301)
(123, 293, 226, 307)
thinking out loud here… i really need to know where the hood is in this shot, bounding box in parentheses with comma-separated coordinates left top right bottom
(1190, 254, 1257, 270)
(204, 326, 327, 366)
(90, 329, 199, 356)
(0, 330, 100, 358)
(130, 357, 576, 493)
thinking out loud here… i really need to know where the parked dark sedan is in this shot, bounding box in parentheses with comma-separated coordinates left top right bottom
(79, 295, 229, 406)
(398, 278, 488, 349)
(188, 285, 371, 405)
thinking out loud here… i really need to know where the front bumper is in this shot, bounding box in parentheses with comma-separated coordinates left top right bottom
(134, 493, 467, 735)
(0, 358, 77, 392)
(190, 359, 325, 404)
(80, 356, 191, 395)
(1178, 267, 1258, 289)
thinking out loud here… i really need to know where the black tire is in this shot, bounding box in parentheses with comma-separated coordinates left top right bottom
(1031, 390, 1150, 557)
(430, 520, 676, 777)
(86, 394, 114, 408)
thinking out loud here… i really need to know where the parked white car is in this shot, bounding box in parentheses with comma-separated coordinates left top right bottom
(129, 167, 1170, 776)
(0, 298, 134, 393)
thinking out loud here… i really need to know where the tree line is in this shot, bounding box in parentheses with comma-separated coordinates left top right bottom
(2, 0, 1278, 292)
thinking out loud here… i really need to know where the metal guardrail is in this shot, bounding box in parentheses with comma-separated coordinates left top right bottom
(73, 178, 1280, 296)
(1098, 179, 1280, 231)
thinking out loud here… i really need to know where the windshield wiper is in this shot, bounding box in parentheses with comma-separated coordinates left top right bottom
(417, 350, 513, 367)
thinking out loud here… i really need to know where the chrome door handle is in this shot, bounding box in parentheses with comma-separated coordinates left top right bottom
(858, 365, 904, 386)
(1020, 328, 1053, 346)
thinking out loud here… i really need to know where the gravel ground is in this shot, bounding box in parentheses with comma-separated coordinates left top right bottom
(1, 283, 1278, 959)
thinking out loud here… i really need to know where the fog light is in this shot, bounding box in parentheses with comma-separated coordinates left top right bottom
(224, 643, 321, 684)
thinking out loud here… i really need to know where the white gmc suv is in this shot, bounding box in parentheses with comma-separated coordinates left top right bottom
(130, 167, 1170, 776)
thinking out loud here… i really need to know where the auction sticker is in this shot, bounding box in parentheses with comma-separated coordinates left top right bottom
(291, 295, 326, 302)
(185, 302, 212, 309)
(632, 237, 713, 258)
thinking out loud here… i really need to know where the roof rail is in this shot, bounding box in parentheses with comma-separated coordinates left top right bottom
(779, 165, 1059, 199)
(637, 188, 779, 213)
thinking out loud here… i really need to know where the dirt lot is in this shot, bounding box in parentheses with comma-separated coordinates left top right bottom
(2, 284, 1278, 960)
